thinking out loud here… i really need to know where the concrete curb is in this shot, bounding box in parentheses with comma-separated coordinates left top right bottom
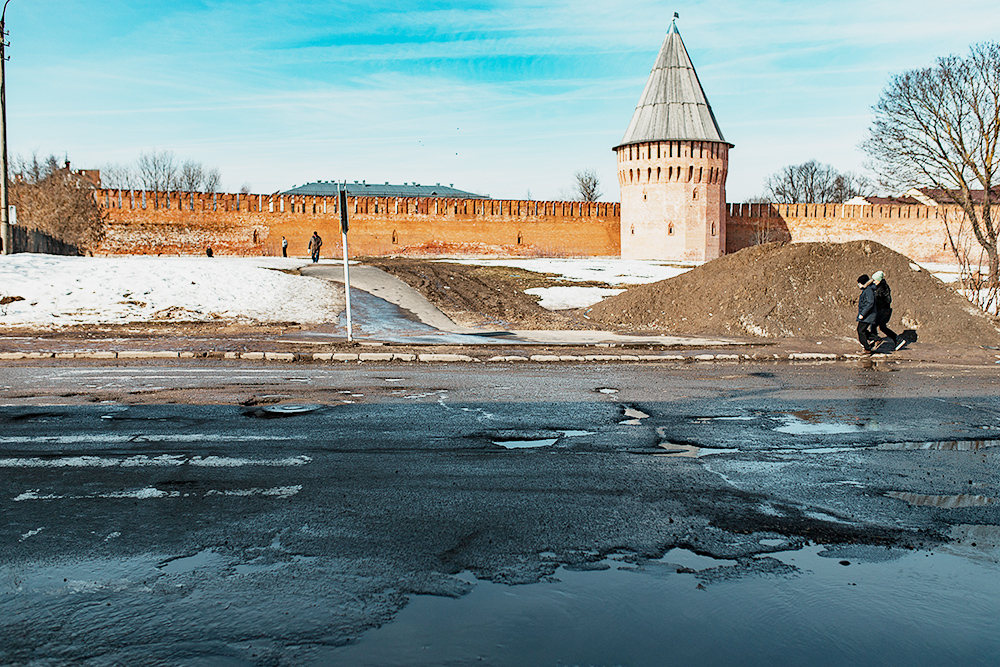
(0, 350, 890, 364)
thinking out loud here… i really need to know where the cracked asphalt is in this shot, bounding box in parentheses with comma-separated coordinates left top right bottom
(2, 361, 999, 665)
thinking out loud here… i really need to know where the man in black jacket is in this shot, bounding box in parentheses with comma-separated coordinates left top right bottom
(857, 274, 877, 353)
(867, 270, 904, 350)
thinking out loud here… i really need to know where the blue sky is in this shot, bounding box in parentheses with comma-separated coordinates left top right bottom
(6, 0, 1000, 201)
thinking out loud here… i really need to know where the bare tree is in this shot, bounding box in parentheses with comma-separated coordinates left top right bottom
(573, 169, 602, 202)
(10, 154, 106, 250)
(136, 150, 179, 192)
(761, 160, 875, 204)
(178, 161, 206, 192)
(103, 152, 223, 193)
(204, 168, 222, 193)
(176, 161, 223, 192)
(100, 162, 139, 190)
(864, 41, 999, 290)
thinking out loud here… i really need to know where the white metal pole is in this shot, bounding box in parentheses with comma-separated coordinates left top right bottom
(342, 228, 352, 342)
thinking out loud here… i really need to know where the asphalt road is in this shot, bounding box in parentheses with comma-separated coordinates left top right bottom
(2, 361, 999, 665)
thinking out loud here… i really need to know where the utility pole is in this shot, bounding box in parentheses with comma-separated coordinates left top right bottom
(0, 1, 11, 255)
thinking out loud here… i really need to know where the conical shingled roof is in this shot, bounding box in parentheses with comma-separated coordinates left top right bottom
(616, 21, 729, 148)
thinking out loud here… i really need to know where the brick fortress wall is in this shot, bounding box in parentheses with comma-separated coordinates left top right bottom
(726, 203, 963, 266)
(94, 189, 964, 267)
(94, 190, 622, 258)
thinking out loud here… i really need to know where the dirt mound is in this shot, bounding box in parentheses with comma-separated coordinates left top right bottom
(364, 258, 602, 330)
(587, 241, 1000, 345)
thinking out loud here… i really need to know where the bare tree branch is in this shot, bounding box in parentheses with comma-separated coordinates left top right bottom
(760, 160, 875, 203)
(9, 154, 106, 251)
(864, 41, 999, 286)
(573, 169, 602, 202)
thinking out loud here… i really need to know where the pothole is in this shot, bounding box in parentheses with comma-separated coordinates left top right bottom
(879, 440, 1000, 451)
(493, 438, 558, 449)
(655, 442, 739, 458)
(886, 491, 997, 508)
(244, 404, 324, 418)
(620, 407, 649, 425)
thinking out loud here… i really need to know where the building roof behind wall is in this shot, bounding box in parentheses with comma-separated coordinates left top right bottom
(284, 181, 490, 199)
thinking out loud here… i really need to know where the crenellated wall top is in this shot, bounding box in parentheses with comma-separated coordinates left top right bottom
(726, 202, 973, 220)
(95, 189, 620, 218)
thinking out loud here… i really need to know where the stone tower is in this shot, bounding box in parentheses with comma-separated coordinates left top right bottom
(615, 19, 732, 261)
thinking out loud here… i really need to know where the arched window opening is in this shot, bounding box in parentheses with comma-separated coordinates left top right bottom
(392, 230, 398, 244)
(711, 222, 716, 236)
(668, 223, 674, 236)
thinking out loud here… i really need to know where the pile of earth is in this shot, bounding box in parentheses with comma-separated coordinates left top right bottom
(363, 258, 603, 330)
(586, 241, 1000, 346)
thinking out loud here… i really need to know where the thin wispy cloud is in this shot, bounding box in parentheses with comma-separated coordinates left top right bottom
(6, 0, 1000, 199)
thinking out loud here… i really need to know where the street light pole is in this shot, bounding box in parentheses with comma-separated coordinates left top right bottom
(0, 0, 11, 256)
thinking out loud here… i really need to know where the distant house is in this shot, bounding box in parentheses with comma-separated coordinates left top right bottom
(283, 180, 490, 199)
(903, 187, 1000, 206)
(844, 187, 999, 207)
(843, 195, 920, 206)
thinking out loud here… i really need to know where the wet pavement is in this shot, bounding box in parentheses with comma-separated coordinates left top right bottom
(1, 362, 999, 665)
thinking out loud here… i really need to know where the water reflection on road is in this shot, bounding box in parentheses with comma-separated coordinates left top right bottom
(326, 543, 1000, 666)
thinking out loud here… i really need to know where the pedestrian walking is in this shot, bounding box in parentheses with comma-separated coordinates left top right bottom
(868, 270, 905, 351)
(281, 236, 288, 258)
(856, 274, 877, 353)
(308, 232, 322, 263)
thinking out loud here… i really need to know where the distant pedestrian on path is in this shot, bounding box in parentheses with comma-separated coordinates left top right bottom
(308, 232, 322, 263)
(857, 274, 877, 353)
(868, 270, 905, 350)
(281, 236, 288, 257)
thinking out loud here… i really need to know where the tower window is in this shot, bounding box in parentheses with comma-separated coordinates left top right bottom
(668, 224, 674, 236)
(711, 223, 716, 236)
(693, 189, 699, 200)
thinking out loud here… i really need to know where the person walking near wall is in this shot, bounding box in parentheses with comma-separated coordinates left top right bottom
(308, 232, 322, 263)
(868, 270, 905, 351)
(857, 274, 877, 353)
(281, 236, 288, 257)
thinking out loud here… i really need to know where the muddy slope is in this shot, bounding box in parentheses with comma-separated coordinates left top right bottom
(586, 241, 1000, 345)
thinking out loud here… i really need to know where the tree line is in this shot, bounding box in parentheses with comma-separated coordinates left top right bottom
(101, 150, 223, 193)
(8, 151, 224, 253)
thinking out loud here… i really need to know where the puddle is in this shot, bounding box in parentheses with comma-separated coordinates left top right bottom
(879, 440, 1000, 451)
(656, 442, 739, 458)
(620, 407, 649, 425)
(886, 491, 997, 508)
(324, 545, 1000, 666)
(773, 413, 863, 435)
(158, 548, 225, 575)
(558, 430, 594, 438)
(245, 404, 324, 418)
(493, 438, 558, 449)
(691, 415, 755, 423)
(597, 388, 618, 394)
